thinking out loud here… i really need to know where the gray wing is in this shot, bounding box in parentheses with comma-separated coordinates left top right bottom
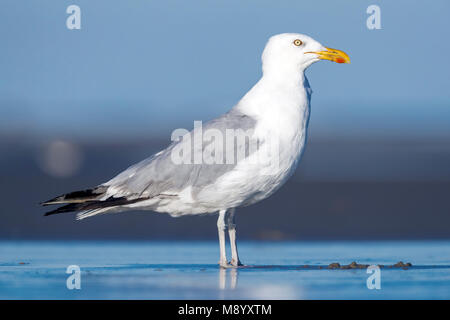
(104, 108, 259, 199)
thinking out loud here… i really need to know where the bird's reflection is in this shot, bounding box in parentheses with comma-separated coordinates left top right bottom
(219, 267, 238, 290)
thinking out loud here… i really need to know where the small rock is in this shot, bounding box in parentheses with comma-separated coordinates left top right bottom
(328, 263, 341, 269)
(393, 261, 412, 268)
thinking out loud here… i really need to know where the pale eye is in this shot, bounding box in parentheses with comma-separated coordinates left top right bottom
(293, 39, 303, 46)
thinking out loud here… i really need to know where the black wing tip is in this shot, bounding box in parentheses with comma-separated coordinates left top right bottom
(43, 208, 70, 216)
(39, 186, 107, 207)
(39, 196, 63, 206)
(43, 202, 82, 216)
(42, 195, 149, 217)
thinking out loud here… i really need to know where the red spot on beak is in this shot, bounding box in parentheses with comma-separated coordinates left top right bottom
(335, 57, 346, 64)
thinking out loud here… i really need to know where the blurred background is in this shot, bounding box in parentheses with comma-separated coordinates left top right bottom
(1, 0, 449, 240)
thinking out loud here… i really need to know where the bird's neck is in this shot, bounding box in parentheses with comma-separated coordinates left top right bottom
(261, 67, 307, 89)
(236, 69, 310, 118)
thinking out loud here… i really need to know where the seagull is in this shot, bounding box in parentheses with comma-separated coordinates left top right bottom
(41, 33, 349, 267)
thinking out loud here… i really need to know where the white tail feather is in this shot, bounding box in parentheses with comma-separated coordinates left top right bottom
(76, 208, 110, 220)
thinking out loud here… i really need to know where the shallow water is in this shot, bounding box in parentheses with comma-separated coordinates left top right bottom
(1, 241, 449, 299)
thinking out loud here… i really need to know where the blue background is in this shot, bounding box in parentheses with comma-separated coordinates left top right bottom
(1, 1, 449, 240)
(2, 0, 450, 139)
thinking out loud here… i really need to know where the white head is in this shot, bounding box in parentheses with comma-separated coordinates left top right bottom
(261, 33, 350, 79)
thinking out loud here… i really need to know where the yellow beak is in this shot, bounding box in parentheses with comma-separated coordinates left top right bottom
(306, 47, 350, 64)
